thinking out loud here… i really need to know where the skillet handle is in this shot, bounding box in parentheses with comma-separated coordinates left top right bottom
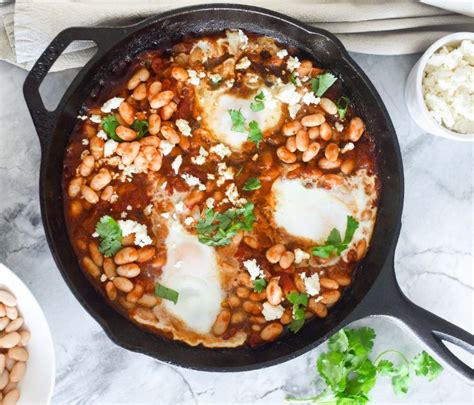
(349, 260, 474, 381)
(23, 26, 119, 151)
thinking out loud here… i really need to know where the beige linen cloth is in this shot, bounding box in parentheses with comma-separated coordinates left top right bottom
(0, 0, 473, 71)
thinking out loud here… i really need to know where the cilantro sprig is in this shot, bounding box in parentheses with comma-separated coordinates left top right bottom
(336, 96, 350, 121)
(95, 215, 122, 257)
(228, 109, 246, 132)
(312, 216, 359, 258)
(130, 119, 149, 139)
(253, 278, 267, 293)
(101, 115, 121, 141)
(155, 283, 179, 304)
(311, 72, 337, 97)
(287, 292, 309, 333)
(196, 203, 256, 247)
(243, 177, 261, 191)
(286, 327, 443, 404)
(250, 91, 265, 112)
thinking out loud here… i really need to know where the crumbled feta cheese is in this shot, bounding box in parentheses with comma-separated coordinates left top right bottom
(226, 30, 248, 55)
(175, 201, 185, 213)
(335, 122, 344, 132)
(275, 83, 302, 105)
(100, 274, 108, 282)
(159, 140, 174, 156)
(300, 273, 320, 296)
(92, 231, 99, 238)
(90, 114, 102, 124)
(341, 142, 354, 153)
(97, 130, 108, 140)
(288, 103, 301, 119)
(77, 115, 87, 121)
(225, 183, 241, 205)
(206, 198, 215, 208)
(120, 212, 128, 219)
(161, 212, 170, 219)
(423, 40, 474, 134)
(209, 73, 222, 84)
(184, 217, 194, 226)
(262, 302, 285, 321)
(161, 181, 168, 190)
(126, 205, 132, 211)
(243, 259, 264, 281)
(144, 204, 153, 216)
(276, 49, 288, 59)
(286, 56, 301, 72)
(175, 119, 192, 136)
(302, 92, 320, 106)
(207, 173, 215, 180)
(110, 193, 118, 203)
(187, 70, 200, 85)
(82, 139, 89, 146)
(226, 79, 235, 88)
(236, 56, 251, 70)
(181, 173, 203, 188)
(294, 248, 310, 264)
(216, 162, 234, 186)
(191, 40, 210, 61)
(210, 143, 232, 159)
(104, 139, 118, 157)
(118, 220, 152, 247)
(171, 155, 182, 175)
(191, 146, 209, 165)
(101, 97, 124, 113)
(198, 71, 206, 78)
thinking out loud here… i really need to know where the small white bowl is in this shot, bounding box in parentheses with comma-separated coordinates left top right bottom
(405, 32, 474, 141)
(0, 263, 55, 404)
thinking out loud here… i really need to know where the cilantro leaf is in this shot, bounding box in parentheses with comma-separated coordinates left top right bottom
(253, 278, 267, 293)
(287, 292, 308, 333)
(336, 96, 350, 121)
(95, 215, 122, 257)
(155, 283, 179, 304)
(289, 72, 298, 86)
(311, 72, 337, 97)
(196, 203, 256, 247)
(101, 114, 121, 141)
(376, 359, 397, 377)
(243, 177, 261, 191)
(317, 351, 348, 392)
(247, 120, 263, 147)
(411, 351, 443, 381)
(328, 329, 349, 353)
(130, 119, 149, 139)
(228, 109, 246, 132)
(250, 91, 265, 112)
(312, 216, 359, 258)
(391, 365, 410, 395)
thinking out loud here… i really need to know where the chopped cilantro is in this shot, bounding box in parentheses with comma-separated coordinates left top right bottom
(155, 283, 179, 304)
(247, 120, 263, 147)
(95, 215, 122, 257)
(101, 114, 121, 141)
(243, 177, 261, 191)
(250, 91, 265, 112)
(289, 72, 298, 86)
(311, 72, 337, 97)
(287, 292, 308, 333)
(286, 327, 443, 404)
(312, 216, 359, 258)
(336, 95, 350, 121)
(130, 119, 149, 139)
(253, 278, 267, 293)
(228, 109, 246, 132)
(196, 202, 256, 247)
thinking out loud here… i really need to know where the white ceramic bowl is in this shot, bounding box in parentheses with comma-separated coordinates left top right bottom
(405, 32, 474, 141)
(0, 264, 55, 404)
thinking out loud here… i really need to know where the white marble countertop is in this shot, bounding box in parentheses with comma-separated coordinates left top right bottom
(0, 51, 472, 404)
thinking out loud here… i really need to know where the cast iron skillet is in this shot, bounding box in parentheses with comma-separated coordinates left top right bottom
(23, 4, 473, 377)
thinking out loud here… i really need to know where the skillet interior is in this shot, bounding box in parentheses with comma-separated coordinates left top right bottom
(39, 5, 403, 370)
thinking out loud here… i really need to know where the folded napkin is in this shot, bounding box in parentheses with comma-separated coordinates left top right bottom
(0, 0, 473, 71)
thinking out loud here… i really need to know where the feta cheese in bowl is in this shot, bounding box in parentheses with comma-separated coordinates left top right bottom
(405, 32, 474, 141)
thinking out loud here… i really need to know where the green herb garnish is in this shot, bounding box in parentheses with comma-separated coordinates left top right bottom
(196, 202, 256, 247)
(228, 109, 246, 132)
(286, 327, 443, 403)
(336, 96, 350, 121)
(289, 72, 299, 86)
(130, 119, 149, 139)
(243, 177, 261, 191)
(155, 283, 179, 304)
(95, 215, 122, 257)
(101, 114, 121, 141)
(311, 72, 337, 97)
(253, 278, 267, 293)
(247, 120, 263, 147)
(312, 216, 359, 258)
(287, 291, 309, 333)
(250, 91, 265, 112)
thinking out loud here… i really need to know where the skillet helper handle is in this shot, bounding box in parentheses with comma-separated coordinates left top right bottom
(23, 26, 117, 149)
(351, 264, 474, 381)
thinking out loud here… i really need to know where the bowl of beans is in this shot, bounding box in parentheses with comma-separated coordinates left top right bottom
(0, 264, 55, 404)
(405, 32, 474, 141)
